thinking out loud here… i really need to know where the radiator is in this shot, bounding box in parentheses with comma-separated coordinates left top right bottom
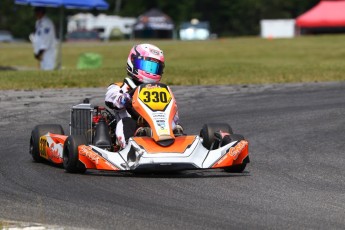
(70, 103, 93, 144)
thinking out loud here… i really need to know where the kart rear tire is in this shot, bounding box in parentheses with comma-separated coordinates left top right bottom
(200, 123, 233, 150)
(221, 134, 248, 173)
(63, 135, 87, 174)
(30, 124, 65, 162)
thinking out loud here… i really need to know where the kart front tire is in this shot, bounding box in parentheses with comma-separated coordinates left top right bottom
(63, 135, 87, 174)
(221, 134, 248, 173)
(200, 123, 233, 150)
(30, 124, 65, 162)
(224, 160, 248, 173)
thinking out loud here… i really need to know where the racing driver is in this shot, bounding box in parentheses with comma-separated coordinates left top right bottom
(105, 43, 183, 148)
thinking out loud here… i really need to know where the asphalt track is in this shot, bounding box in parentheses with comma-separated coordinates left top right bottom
(0, 82, 344, 229)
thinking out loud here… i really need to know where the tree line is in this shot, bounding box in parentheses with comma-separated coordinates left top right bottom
(0, 0, 319, 39)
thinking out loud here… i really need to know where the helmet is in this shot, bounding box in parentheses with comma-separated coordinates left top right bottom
(127, 44, 165, 84)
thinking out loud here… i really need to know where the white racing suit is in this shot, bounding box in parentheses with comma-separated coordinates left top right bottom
(32, 16, 57, 70)
(105, 77, 180, 148)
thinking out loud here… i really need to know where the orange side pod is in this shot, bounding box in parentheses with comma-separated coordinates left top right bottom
(212, 140, 249, 168)
(78, 145, 119, 171)
(41, 133, 67, 164)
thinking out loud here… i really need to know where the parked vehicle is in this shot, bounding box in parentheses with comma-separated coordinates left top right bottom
(65, 30, 101, 42)
(0, 30, 14, 42)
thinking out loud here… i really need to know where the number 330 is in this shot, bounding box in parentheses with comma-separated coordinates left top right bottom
(142, 91, 168, 103)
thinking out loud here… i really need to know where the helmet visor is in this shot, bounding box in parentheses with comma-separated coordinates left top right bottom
(133, 57, 164, 75)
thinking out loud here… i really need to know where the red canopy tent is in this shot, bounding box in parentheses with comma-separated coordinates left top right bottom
(296, 0, 345, 28)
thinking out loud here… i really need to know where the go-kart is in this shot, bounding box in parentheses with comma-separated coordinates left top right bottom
(30, 83, 249, 173)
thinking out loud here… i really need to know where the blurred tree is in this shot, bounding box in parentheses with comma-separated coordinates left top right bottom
(1, 0, 321, 39)
(0, 0, 35, 39)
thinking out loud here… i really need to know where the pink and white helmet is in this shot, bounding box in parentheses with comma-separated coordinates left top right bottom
(127, 44, 165, 84)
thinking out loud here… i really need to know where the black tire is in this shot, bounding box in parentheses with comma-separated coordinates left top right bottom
(30, 124, 65, 162)
(200, 123, 233, 150)
(224, 160, 248, 173)
(63, 135, 87, 174)
(221, 134, 248, 173)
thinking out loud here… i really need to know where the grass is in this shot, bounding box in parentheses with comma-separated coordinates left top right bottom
(1, 35, 345, 90)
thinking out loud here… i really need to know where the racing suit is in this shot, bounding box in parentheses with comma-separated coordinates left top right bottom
(32, 15, 57, 70)
(105, 77, 180, 148)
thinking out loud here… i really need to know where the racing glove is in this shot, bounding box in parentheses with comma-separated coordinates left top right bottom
(120, 93, 131, 108)
(34, 49, 45, 61)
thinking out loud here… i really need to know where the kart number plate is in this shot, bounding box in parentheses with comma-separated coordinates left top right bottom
(139, 84, 172, 111)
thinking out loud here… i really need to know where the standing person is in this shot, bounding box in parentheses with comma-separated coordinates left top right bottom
(31, 7, 57, 70)
(105, 43, 183, 148)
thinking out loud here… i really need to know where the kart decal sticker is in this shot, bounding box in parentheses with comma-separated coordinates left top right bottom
(149, 48, 160, 55)
(47, 134, 66, 164)
(78, 145, 119, 171)
(47, 142, 63, 163)
(39, 136, 48, 159)
(152, 112, 169, 135)
(39, 133, 66, 164)
(212, 140, 249, 168)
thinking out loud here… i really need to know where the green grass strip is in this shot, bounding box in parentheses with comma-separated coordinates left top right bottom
(1, 35, 345, 90)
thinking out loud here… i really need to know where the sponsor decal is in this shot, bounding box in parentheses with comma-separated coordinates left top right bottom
(79, 145, 119, 170)
(227, 140, 248, 160)
(47, 143, 63, 160)
(152, 112, 167, 130)
(79, 146, 100, 165)
(214, 140, 248, 167)
(156, 120, 166, 130)
(39, 137, 48, 159)
(149, 48, 160, 55)
(145, 84, 161, 90)
(39, 135, 66, 163)
(152, 112, 166, 119)
(158, 129, 169, 135)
